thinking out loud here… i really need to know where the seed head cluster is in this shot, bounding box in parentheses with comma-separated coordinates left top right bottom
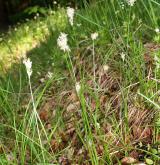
(91, 33, 98, 40)
(23, 58, 32, 78)
(57, 32, 70, 52)
(67, 7, 75, 26)
(127, 0, 136, 6)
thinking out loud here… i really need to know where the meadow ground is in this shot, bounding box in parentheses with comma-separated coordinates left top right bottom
(0, 0, 160, 164)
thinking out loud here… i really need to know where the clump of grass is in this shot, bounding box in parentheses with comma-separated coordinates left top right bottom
(0, 0, 160, 164)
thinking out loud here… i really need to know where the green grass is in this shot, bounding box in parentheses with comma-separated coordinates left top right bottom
(0, 0, 160, 164)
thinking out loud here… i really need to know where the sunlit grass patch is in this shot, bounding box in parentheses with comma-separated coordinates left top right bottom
(0, 8, 67, 72)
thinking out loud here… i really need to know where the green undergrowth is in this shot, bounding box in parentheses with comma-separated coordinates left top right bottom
(0, 0, 160, 164)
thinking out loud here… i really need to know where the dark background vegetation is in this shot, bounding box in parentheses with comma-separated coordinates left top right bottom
(0, 0, 90, 27)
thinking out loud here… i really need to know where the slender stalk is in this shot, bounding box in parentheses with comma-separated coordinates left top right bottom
(92, 40, 96, 90)
(28, 76, 45, 162)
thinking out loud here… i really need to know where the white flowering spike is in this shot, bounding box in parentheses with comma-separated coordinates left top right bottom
(121, 52, 126, 61)
(120, 1, 125, 9)
(155, 28, 160, 33)
(91, 32, 98, 40)
(96, 122, 100, 129)
(75, 82, 81, 94)
(53, 1, 57, 5)
(23, 58, 32, 77)
(103, 65, 109, 72)
(67, 7, 75, 26)
(57, 32, 70, 52)
(47, 71, 53, 79)
(127, 0, 136, 6)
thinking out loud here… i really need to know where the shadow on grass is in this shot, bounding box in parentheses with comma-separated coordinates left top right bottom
(0, 28, 68, 92)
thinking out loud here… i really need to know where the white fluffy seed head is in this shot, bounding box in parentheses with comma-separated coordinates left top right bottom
(127, 0, 136, 6)
(155, 28, 160, 33)
(103, 65, 109, 72)
(57, 32, 70, 52)
(47, 71, 53, 79)
(91, 32, 98, 40)
(53, 1, 57, 5)
(75, 82, 81, 94)
(96, 122, 100, 129)
(23, 58, 32, 77)
(121, 52, 126, 61)
(67, 7, 75, 26)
